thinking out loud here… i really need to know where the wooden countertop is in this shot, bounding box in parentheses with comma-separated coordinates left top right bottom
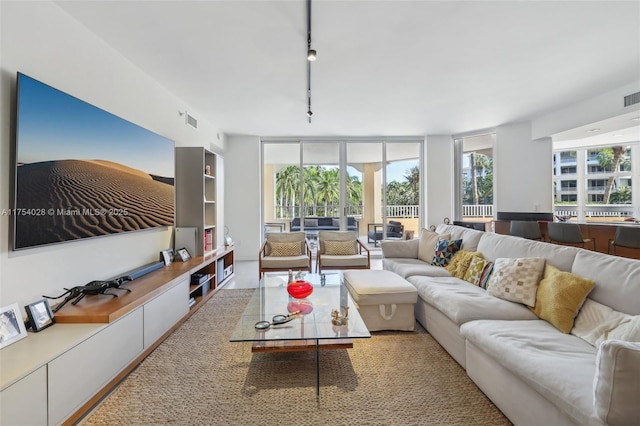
(53, 246, 232, 323)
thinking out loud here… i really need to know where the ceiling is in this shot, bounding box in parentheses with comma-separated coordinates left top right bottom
(55, 1, 640, 140)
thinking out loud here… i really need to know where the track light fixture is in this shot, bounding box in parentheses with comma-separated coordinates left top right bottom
(306, 0, 314, 123)
(307, 49, 316, 61)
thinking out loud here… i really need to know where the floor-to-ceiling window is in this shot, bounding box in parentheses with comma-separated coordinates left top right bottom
(553, 142, 638, 222)
(454, 134, 495, 223)
(261, 138, 423, 244)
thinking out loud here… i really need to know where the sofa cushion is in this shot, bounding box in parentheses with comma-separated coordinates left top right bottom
(407, 276, 538, 325)
(432, 238, 463, 267)
(487, 257, 545, 307)
(304, 218, 319, 228)
(435, 224, 484, 251)
(417, 229, 450, 263)
(268, 241, 302, 257)
(571, 249, 640, 315)
(530, 265, 595, 333)
(464, 255, 494, 288)
(572, 299, 640, 348)
(260, 255, 310, 269)
(320, 254, 369, 268)
(446, 250, 481, 279)
(383, 258, 452, 279)
(476, 231, 579, 271)
(593, 339, 640, 426)
(380, 239, 419, 259)
(460, 319, 598, 426)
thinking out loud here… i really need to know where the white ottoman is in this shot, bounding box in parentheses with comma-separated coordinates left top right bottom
(343, 270, 418, 331)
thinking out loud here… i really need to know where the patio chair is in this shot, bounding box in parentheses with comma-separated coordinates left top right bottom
(258, 232, 312, 278)
(608, 226, 640, 256)
(316, 231, 370, 273)
(547, 222, 595, 250)
(509, 220, 543, 241)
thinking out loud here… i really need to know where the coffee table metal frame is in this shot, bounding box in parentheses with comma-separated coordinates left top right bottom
(229, 272, 371, 395)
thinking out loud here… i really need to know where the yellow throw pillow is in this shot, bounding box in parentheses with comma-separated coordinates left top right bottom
(324, 240, 356, 255)
(268, 241, 302, 257)
(446, 250, 481, 279)
(530, 265, 595, 333)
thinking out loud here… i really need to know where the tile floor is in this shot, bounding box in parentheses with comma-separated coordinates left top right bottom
(222, 258, 383, 289)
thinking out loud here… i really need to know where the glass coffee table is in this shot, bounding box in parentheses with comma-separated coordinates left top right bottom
(229, 272, 371, 395)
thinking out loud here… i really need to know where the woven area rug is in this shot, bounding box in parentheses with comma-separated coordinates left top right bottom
(84, 289, 510, 425)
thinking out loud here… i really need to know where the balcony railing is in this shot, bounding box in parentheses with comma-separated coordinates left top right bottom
(462, 204, 493, 218)
(274, 204, 495, 220)
(554, 204, 634, 218)
(273, 204, 420, 219)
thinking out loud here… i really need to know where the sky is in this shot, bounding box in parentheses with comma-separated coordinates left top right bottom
(16, 73, 174, 178)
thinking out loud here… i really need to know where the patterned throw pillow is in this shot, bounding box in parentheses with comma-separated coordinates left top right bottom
(479, 261, 495, 289)
(446, 250, 481, 279)
(530, 265, 595, 333)
(324, 240, 356, 255)
(268, 241, 302, 257)
(432, 239, 463, 267)
(464, 255, 494, 288)
(487, 257, 545, 307)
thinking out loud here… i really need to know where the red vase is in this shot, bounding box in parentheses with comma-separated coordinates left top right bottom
(287, 280, 313, 299)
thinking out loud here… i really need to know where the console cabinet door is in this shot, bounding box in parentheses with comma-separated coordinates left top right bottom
(143, 279, 189, 348)
(0, 366, 47, 426)
(48, 308, 143, 425)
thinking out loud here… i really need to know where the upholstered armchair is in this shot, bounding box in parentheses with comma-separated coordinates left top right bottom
(316, 231, 370, 273)
(258, 232, 312, 278)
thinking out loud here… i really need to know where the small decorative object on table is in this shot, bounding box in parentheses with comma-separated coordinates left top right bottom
(0, 303, 28, 349)
(287, 279, 313, 299)
(331, 306, 349, 326)
(160, 249, 173, 266)
(25, 299, 55, 332)
(177, 248, 191, 262)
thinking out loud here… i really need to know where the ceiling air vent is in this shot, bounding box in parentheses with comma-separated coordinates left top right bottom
(185, 112, 198, 129)
(624, 91, 640, 107)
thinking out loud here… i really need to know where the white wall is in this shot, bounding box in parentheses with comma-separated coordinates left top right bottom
(532, 80, 640, 140)
(425, 135, 454, 229)
(0, 1, 223, 309)
(494, 122, 553, 213)
(224, 135, 261, 261)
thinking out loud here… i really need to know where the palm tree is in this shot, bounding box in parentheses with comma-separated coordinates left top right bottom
(597, 146, 628, 203)
(346, 174, 363, 215)
(403, 165, 420, 205)
(316, 168, 339, 216)
(275, 165, 299, 217)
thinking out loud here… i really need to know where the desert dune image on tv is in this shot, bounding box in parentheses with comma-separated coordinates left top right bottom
(14, 73, 175, 250)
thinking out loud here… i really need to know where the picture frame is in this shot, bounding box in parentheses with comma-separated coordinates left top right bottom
(160, 248, 174, 266)
(0, 303, 28, 349)
(25, 299, 55, 332)
(177, 247, 191, 262)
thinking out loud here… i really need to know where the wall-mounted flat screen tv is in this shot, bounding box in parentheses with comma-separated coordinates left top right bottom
(13, 73, 175, 250)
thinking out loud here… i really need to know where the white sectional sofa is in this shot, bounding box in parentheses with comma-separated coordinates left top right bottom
(380, 224, 640, 426)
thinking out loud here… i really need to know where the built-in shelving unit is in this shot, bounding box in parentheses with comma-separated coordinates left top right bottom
(0, 247, 234, 425)
(176, 147, 221, 256)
